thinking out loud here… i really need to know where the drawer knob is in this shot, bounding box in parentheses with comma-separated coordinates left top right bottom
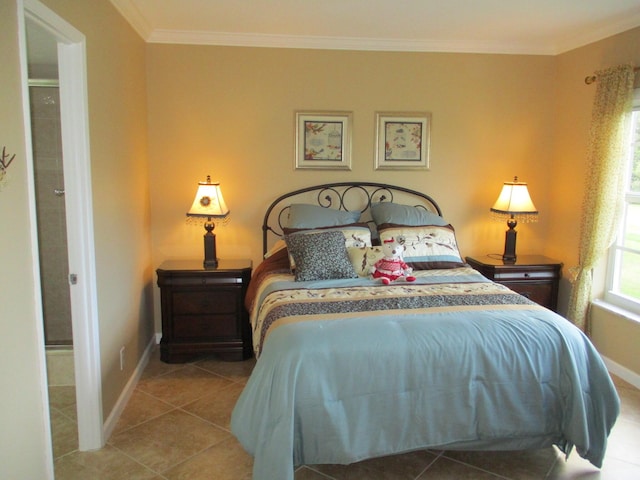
(524, 273, 530, 278)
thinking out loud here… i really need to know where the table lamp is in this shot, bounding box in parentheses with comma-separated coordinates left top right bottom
(490, 176, 538, 263)
(186, 175, 230, 268)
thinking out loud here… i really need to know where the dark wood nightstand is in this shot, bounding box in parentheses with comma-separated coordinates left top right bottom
(465, 255, 562, 312)
(156, 259, 252, 363)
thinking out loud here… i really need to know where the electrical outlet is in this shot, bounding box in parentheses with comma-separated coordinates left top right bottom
(119, 346, 125, 371)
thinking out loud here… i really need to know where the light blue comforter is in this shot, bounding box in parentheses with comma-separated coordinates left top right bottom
(231, 269, 619, 480)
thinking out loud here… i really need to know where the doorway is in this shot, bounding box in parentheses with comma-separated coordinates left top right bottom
(27, 36, 77, 457)
(28, 77, 74, 349)
(21, 0, 103, 458)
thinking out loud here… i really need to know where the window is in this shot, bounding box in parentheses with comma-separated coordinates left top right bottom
(605, 89, 640, 315)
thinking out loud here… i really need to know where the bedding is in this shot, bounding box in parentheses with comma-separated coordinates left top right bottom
(232, 253, 619, 480)
(285, 230, 358, 281)
(283, 223, 373, 271)
(371, 200, 448, 226)
(287, 203, 361, 228)
(377, 223, 466, 269)
(233, 183, 619, 480)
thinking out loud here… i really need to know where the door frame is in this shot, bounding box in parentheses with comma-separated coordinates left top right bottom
(19, 0, 104, 453)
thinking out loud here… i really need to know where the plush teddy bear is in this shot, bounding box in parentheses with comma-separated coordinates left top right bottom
(370, 237, 416, 285)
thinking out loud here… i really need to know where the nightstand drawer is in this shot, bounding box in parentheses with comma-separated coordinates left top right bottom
(506, 282, 553, 308)
(165, 276, 244, 286)
(493, 270, 555, 281)
(172, 290, 238, 315)
(173, 314, 238, 338)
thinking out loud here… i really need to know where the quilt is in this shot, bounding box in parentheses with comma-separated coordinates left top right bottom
(231, 265, 620, 480)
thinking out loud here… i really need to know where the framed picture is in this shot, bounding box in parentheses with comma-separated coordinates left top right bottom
(295, 111, 352, 170)
(375, 112, 431, 170)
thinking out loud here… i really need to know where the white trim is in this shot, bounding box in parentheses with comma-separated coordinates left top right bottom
(16, 2, 54, 478)
(103, 335, 156, 440)
(592, 298, 640, 325)
(108, 0, 151, 40)
(602, 355, 640, 390)
(146, 30, 556, 55)
(109, 1, 640, 56)
(23, 0, 104, 452)
(58, 39, 104, 451)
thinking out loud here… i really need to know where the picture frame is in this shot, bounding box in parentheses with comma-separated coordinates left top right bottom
(375, 112, 431, 170)
(295, 111, 352, 170)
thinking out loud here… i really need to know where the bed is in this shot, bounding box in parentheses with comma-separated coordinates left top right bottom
(230, 182, 619, 480)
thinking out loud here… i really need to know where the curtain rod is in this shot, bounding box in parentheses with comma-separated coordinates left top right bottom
(585, 67, 639, 85)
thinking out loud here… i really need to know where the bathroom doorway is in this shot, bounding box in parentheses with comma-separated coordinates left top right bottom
(22, 0, 103, 455)
(27, 19, 77, 460)
(29, 79, 74, 349)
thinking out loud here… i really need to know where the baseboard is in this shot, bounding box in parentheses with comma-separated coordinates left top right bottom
(102, 335, 156, 440)
(602, 355, 640, 390)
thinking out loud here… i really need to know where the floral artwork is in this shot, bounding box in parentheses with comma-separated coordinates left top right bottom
(295, 112, 352, 170)
(384, 122, 422, 161)
(375, 112, 431, 170)
(304, 121, 343, 161)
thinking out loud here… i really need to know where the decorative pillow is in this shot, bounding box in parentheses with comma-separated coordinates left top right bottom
(371, 202, 447, 227)
(283, 224, 372, 270)
(283, 223, 372, 247)
(347, 246, 385, 277)
(377, 224, 465, 269)
(285, 230, 357, 282)
(288, 203, 361, 229)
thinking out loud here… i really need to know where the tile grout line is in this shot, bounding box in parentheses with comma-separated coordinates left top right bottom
(413, 450, 443, 479)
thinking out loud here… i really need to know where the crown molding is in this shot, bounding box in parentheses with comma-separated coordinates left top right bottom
(113, 0, 640, 55)
(109, 0, 153, 40)
(146, 30, 556, 55)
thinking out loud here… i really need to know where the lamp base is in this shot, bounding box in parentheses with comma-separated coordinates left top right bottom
(203, 257, 219, 269)
(502, 224, 517, 264)
(203, 221, 218, 269)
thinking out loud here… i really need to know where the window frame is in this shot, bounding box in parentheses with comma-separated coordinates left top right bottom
(604, 88, 640, 316)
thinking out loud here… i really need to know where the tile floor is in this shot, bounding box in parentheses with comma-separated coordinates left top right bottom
(50, 348, 640, 479)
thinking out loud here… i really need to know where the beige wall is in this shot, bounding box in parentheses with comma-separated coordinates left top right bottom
(0, 2, 51, 478)
(592, 303, 640, 375)
(553, 27, 640, 375)
(39, 0, 155, 418)
(146, 45, 556, 319)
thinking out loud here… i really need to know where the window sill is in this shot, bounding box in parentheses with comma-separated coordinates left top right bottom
(592, 298, 640, 325)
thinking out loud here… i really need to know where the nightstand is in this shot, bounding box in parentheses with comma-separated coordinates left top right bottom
(156, 259, 252, 363)
(465, 255, 562, 312)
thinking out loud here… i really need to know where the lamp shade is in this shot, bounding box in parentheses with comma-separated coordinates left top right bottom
(490, 176, 538, 221)
(186, 176, 230, 218)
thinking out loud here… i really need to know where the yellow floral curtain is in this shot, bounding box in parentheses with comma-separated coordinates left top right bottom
(567, 64, 635, 333)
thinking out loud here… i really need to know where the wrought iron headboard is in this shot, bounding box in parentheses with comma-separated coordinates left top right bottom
(262, 182, 443, 255)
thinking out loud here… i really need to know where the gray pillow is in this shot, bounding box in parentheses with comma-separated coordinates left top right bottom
(371, 202, 447, 226)
(285, 230, 358, 281)
(288, 203, 361, 228)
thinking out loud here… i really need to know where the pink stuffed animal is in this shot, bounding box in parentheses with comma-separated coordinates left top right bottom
(370, 237, 416, 285)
